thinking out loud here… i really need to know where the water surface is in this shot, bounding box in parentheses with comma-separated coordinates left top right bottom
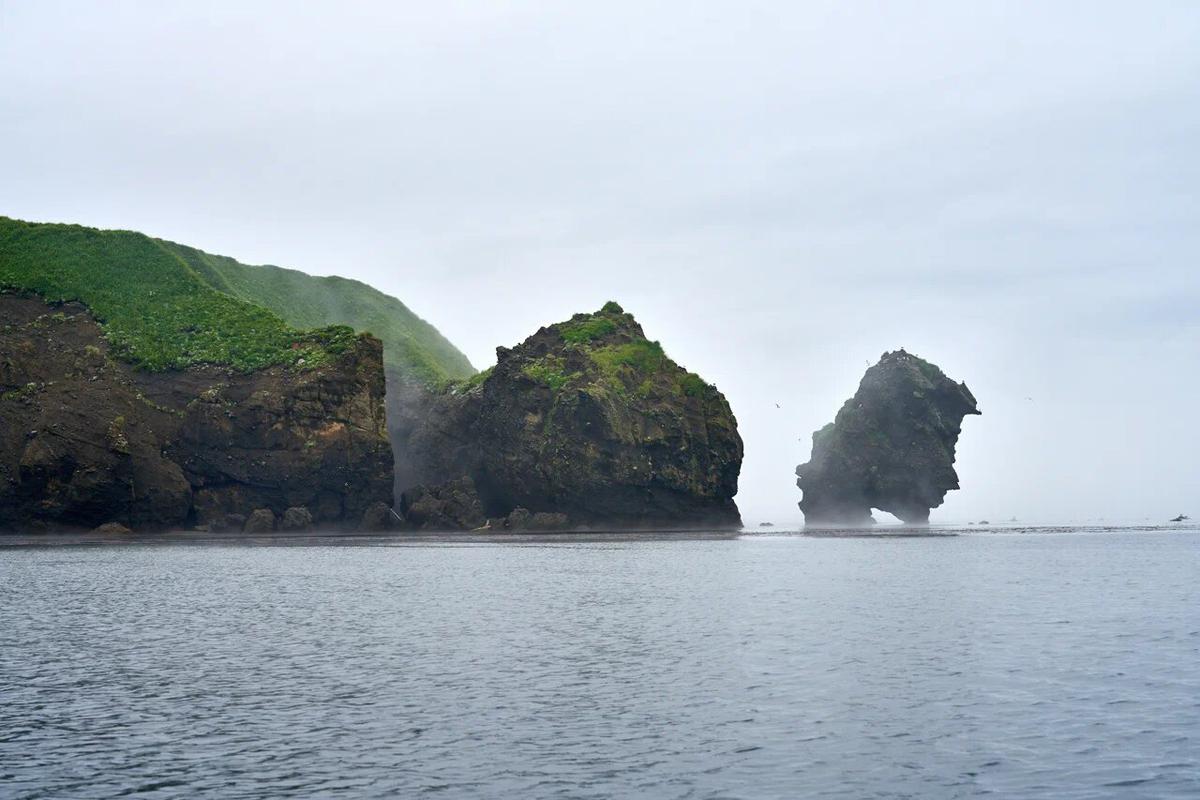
(2, 527, 1197, 798)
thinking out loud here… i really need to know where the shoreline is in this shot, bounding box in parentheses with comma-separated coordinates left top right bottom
(0, 523, 1193, 548)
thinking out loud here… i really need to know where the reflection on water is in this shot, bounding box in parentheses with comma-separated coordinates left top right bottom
(1, 528, 1197, 798)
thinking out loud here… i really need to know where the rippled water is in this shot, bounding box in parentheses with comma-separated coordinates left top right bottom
(2, 528, 1198, 799)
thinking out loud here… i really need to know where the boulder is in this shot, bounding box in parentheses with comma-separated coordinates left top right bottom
(359, 501, 396, 532)
(400, 478, 486, 531)
(280, 506, 314, 532)
(243, 508, 277, 533)
(796, 350, 980, 525)
(92, 522, 132, 535)
(505, 507, 533, 531)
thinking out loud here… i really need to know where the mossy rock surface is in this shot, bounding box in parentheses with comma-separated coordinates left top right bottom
(398, 303, 743, 529)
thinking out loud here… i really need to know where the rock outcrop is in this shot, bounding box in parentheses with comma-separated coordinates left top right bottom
(393, 302, 743, 530)
(0, 294, 393, 532)
(796, 350, 979, 525)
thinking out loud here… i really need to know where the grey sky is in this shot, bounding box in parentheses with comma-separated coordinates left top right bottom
(3, 1, 1197, 524)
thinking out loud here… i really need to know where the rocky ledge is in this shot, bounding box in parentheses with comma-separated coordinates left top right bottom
(392, 302, 743, 530)
(0, 294, 393, 532)
(796, 350, 979, 525)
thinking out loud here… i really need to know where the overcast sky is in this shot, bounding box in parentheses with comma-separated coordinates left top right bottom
(3, 1, 1197, 524)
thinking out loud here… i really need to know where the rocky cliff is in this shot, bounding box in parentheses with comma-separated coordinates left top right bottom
(394, 302, 743, 530)
(796, 350, 979, 525)
(0, 294, 393, 532)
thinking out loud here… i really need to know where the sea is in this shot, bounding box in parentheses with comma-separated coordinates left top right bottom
(1, 525, 1197, 799)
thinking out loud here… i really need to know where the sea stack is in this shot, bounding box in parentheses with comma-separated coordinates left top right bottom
(395, 302, 743, 530)
(796, 350, 979, 525)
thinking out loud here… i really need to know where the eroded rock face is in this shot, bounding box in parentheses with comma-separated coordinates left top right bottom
(796, 350, 980, 525)
(394, 303, 743, 530)
(0, 295, 393, 532)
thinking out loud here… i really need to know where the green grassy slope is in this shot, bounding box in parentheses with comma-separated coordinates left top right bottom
(161, 241, 474, 384)
(0, 217, 355, 371)
(0, 217, 474, 382)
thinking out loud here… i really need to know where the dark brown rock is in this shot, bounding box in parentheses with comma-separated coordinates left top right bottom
(0, 294, 393, 533)
(280, 506, 314, 532)
(92, 522, 132, 535)
(359, 501, 396, 531)
(501, 508, 571, 531)
(505, 507, 533, 531)
(400, 477, 486, 531)
(243, 508, 276, 533)
(796, 350, 980, 525)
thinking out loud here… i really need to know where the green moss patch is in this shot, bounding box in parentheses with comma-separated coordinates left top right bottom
(560, 316, 617, 344)
(590, 339, 666, 376)
(523, 356, 575, 393)
(678, 372, 709, 397)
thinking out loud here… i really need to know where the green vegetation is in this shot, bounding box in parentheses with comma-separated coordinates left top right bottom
(440, 301, 717, 405)
(590, 339, 666, 375)
(0, 218, 347, 371)
(678, 372, 709, 397)
(523, 357, 575, 393)
(560, 316, 617, 344)
(0, 217, 474, 381)
(449, 365, 493, 392)
(589, 338, 712, 400)
(1, 383, 39, 402)
(162, 240, 474, 383)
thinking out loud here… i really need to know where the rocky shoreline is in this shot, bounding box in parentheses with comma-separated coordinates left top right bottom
(2, 218, 987, 535)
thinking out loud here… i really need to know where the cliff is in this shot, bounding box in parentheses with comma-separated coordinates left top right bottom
(0, 294, 392, 531)
(395, 302, 743, 530)
(0, 216, 474, 527)
(796, 350, 980, 525)
(0, 217, 395, 532)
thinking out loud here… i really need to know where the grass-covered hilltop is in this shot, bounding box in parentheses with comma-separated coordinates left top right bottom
(0, 216, 474, 382)
(395, 302, 744, 530)
(163, 239, 474, 384)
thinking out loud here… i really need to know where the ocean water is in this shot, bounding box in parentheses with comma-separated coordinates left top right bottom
(1, 527, 1197, 799)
